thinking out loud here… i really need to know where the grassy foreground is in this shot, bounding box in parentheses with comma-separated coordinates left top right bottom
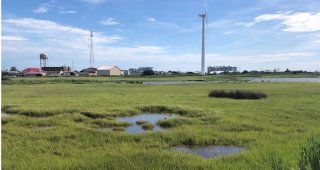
(1, 78, 320, 169)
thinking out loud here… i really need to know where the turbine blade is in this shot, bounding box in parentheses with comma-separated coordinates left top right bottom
(206, 17, 208, 28)
(205, 0, 208, 13)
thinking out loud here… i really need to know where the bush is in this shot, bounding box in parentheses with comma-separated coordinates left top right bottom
(298, 136, 320, 170)
(208, 90, 267, 100)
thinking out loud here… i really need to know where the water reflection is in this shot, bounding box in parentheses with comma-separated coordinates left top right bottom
(116, 114, 176, 134)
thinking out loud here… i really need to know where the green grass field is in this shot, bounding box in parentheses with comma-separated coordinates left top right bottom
(2, 77, 320, 169)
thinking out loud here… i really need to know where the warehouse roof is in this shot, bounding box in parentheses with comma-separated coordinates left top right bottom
(97, 66, 120, 70)
(23, 68, 42, 72)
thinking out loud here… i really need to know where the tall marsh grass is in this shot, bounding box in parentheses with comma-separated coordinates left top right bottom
(298, 136, 320, 170)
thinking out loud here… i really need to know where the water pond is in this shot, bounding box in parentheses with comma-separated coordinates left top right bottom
(143, 81, 214, 85)
(172, 146, 244, 159)
(251, 77, 320, 83)
(116, 114, 176, 134)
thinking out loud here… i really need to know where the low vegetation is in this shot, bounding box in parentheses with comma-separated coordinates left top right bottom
(208, 90, 267, 100)
(157, 118, 194, 128)
(112, 126, 125, 131)
(136, 120, 150, 125)
(81, 112, 107, 119)
(141, 122, 155, 130)
(1, 78, 320, 169)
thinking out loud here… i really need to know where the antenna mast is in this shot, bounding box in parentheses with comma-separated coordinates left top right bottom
(89, 30, 94, 68)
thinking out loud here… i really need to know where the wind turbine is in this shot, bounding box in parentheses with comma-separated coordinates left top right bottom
(89, 30, 94, 68)
(199, 0, 208, 75)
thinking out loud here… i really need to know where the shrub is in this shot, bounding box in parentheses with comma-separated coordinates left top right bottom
(298, 136, 320, 170)
(208, 90, 267, 100)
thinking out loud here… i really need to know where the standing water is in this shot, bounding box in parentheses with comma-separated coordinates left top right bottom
(172, 146, 244, 159)
(116, 114, 176, 134)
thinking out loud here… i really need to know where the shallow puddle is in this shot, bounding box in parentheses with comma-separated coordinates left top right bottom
(251, 77, 320, 83)
(116, 114, 176, 134)
(172, 146, 244, 159)
(143, 81, 210, 85)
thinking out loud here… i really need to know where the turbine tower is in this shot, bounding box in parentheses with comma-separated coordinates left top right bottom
(89, 30, 94, 68)
(199, 0, 208, 75)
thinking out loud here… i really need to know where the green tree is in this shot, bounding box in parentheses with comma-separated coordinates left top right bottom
(142, 70, 155, 76)
(10, 66, 18, 71)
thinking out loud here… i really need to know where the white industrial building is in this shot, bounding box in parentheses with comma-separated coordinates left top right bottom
(97, 66, 122, 76)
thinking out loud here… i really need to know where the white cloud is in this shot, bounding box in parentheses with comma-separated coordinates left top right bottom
(2, 18, 318, 71)
(2, 18, 123, 44)
(147, 17, 156, 22)
(98, 17, 119, 26)
(33, 6, 49, 13)
(2, 36, 27, 41)
(59, 10, 77, 14)
(79, 0, 106, 5)
(247, 52, 313, 62)
(222, 31, 236, 35)
(246, 12, 320, 32)
(32, 1, 56, 14)
(4, 18, 87, 35)
(1, 18, 176, 70)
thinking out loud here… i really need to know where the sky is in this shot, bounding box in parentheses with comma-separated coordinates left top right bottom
(1, 0, 320, 72)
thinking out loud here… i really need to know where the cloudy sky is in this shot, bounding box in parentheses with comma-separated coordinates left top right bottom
(2, 0, 320, 71)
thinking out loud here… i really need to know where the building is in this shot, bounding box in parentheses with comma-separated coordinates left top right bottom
(42, 66, 71, 76)
(207, 66, 237, 74)
(122, 70, 129, 76)
(81, 68, 97, 76)
(129, 67, 153, 75)
(97, 66, 122, 76)
(22, 68, 46, 76)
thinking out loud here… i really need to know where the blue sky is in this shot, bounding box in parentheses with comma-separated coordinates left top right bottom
(2, 0, 320, 71)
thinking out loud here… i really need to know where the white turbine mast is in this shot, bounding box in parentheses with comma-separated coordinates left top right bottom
(89, 30, 94, 68)
(199, 0, 208, 75)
